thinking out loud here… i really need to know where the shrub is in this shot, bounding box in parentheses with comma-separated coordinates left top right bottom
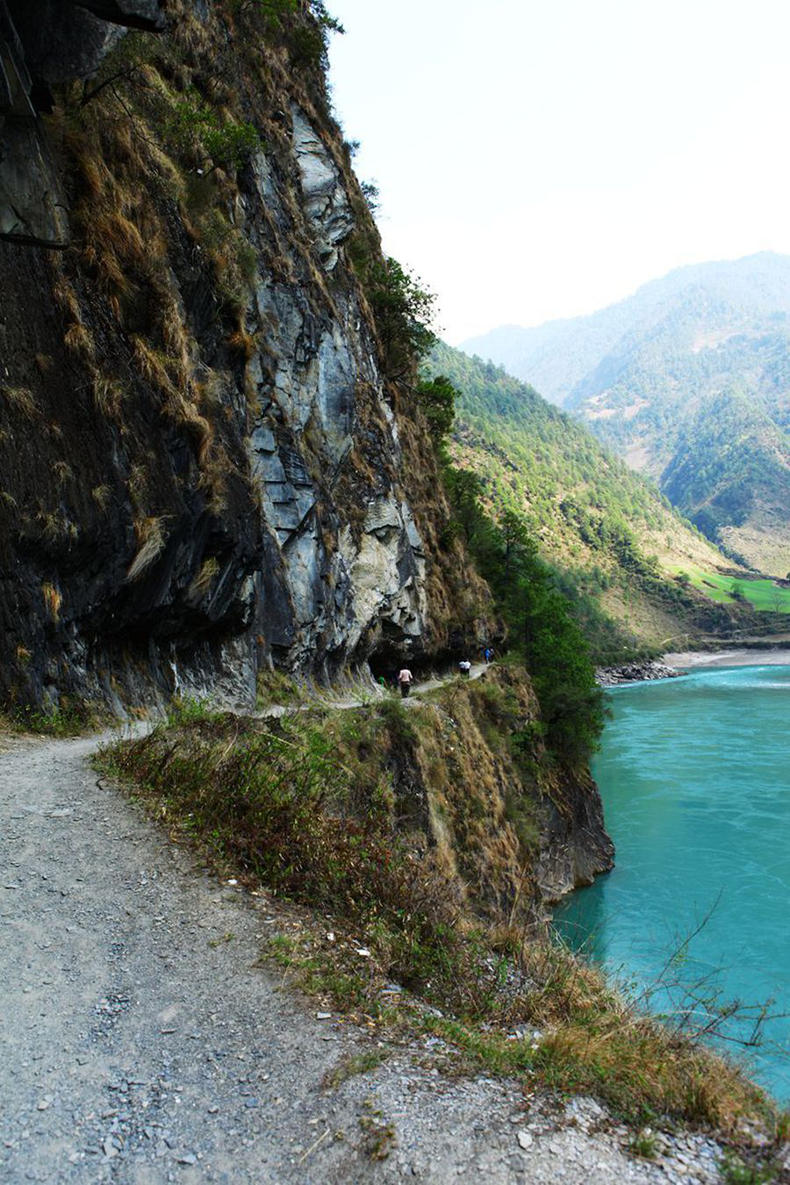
(363, 258, 436, 379)
(415, 374, 457, 449)
(164, 90, 260, 172)
(443, 469, 604, 766)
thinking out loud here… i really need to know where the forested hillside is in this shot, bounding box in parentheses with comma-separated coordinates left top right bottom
(461, 253, 790, 574)
(425, 343, 776, 660)
(661, 389, 790, 577)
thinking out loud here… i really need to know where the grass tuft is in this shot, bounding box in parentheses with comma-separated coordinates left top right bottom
(1, 386, 38, 419)
(41, 582, 62, 623)
(3, 699, 100, 737)
(127, 517, 168, 581)
(322, 1050, 388, 1091)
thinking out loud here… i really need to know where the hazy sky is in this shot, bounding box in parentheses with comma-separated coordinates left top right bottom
(327, 0, 790, 343)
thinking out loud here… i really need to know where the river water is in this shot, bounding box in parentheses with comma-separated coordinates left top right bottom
(554, 664, 790, 1102)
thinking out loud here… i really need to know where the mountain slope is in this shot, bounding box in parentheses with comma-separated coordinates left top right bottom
(425, 343, 779, 659)
(661, 388, 790, 577)
(461, 254, 790, 574)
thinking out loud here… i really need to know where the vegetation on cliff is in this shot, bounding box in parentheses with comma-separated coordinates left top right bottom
(0, 0, 492, 711)
(97, 684, 781, 1140)
(441, 471, 605, 765)
(424, 342, 789, 660)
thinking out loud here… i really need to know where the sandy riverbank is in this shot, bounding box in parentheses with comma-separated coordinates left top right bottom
(664, 648, 790, 669)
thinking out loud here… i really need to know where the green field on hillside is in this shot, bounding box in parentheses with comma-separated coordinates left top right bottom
(674, 566, 790, 611)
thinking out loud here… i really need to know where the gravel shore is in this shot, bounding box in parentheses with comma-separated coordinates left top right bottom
(663, 648, 790, 669)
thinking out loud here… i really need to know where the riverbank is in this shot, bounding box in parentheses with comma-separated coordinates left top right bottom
(597, 647, 790, 687)
(596, 661, 681, 687)
(664, 648, 790, 669)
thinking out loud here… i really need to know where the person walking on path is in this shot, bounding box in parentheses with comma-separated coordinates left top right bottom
(398, 666, 414, 697)
(459, 659, 471, 677)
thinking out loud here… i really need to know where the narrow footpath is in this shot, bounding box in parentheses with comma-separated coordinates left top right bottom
(257, 663, 489, 719)
(0, 724, 728, 1183)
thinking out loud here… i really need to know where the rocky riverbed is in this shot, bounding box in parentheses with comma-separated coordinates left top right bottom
(596, 661, 683, 687)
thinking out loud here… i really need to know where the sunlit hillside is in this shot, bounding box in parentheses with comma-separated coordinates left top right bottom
(461, 254, 790, 575)
(426, 342, 789, 659)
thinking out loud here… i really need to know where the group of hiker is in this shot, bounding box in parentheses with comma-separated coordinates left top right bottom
(391, 646, 494, 698)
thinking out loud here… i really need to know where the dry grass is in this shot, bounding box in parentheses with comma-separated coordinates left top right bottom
(41, 582, 62, 623)
(50, 267, 82, 323)
(92, 376, 123, 419)
(93, 210, 146, 263)
(95, 688, 780, 1138)
(131, 337, 213, 464)
(188, 555, 219, 600)
(227, 327, 257, 360)
(35, 510, 78, 545)
(127, 463, 149, 509)
(63, 321, 96, 362)
(1, 386, 38, 420)
(127, 516, 168, 581)
(52, 461, 73, 487)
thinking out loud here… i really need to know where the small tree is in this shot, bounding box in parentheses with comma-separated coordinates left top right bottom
(415, 374, 457, 448)
(165, 91, 260, 173)
(366, 258, 436, 379)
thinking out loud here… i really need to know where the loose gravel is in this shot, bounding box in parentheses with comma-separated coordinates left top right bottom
(1, 730, 732, 1183)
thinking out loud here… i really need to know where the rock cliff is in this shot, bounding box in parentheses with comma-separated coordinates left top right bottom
(0, 0, 489, 712)
(0, 0, 613, 917)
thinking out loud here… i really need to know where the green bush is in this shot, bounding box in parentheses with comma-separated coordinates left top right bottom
(415, 374, 457, 449)
(362, 258, 436, 379)
(164, 90, 260, 172)
(443, 471, 604, 766)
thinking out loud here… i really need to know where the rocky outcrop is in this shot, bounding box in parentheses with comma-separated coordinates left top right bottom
(0, 0, 169, 247)
(595, 660, 682, 686)
(0, 1, 67, 245)
(536, 768, 614, 904)
(0, 0, 488, 712)
(394, 667, 614, 920)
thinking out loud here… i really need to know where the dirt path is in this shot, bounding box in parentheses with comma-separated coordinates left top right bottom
(1, 730, 726, 1184)
(258, 662, 489, 718)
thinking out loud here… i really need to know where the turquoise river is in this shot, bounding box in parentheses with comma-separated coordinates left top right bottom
(554, 663, 790, 1103)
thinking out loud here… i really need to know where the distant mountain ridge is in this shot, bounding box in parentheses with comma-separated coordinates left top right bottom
(460, 253, 790, 574)
(423, 343, 769, 660)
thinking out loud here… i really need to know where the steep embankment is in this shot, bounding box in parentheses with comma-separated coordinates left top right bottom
(425, 343, 767, 658)
(0, 0, 489, 715)
(460, 254, 790, 575)
(1, 727, 746, 1184)
(88, 672, 787, 1162)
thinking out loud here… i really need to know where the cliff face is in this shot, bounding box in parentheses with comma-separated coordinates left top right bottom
(397, 668, 614, 913)
(0, 0, 489, 711)
(0, 0, 613, 910)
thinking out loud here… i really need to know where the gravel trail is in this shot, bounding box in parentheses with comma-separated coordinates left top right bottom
(1, 730, 727, 1184)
